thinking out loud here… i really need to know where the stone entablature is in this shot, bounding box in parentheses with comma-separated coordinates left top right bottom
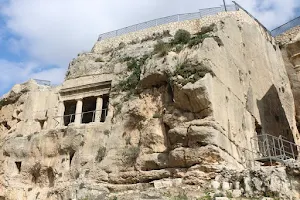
(58, 81, 111, 126)
(60, 81, 111, 101)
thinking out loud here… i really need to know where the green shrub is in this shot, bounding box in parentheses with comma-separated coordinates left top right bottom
(175, 44, 183, 53)
(95, 57, 104, 62)
(173, 29, 191, 44)
(0, 98, 6, 109)
(122, 146, 140, 166)
(153, 40, 170, 57)
(113, 103, 122, 115)
(200, 23, 216, 34)
(188, 33, 211, 48)
(174, 60, 215, 84)
(117, 55, 149, 92)
(141, 31, 172, 43)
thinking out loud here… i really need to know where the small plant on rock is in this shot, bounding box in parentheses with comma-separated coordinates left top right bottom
(153, 40, 170, 57)
(174, 59, 215, 85)
(188, 33, 211, 48)
(116, 55, 149, 92)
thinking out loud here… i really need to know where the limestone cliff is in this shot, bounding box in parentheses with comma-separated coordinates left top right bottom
(1, 10, 300, 200)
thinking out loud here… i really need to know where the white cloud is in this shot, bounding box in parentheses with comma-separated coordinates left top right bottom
(0, 59, 64, 95)
(2, 0, 299, 66)
(0, 0, 299, 95)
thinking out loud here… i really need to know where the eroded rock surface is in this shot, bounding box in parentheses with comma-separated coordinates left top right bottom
(0, 13, 300, 200)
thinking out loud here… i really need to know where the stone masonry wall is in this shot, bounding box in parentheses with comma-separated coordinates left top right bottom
(92, 10, 273, 54)
(275, 25, 300, 45)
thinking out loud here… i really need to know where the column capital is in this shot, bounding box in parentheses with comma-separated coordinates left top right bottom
(75, 97, 83, 101)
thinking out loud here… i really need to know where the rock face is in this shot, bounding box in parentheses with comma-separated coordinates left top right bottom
(281, 33, 300, 140)
(1, 9, 300, 200)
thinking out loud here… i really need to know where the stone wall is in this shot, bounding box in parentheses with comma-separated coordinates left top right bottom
(275, 25, 300, 44)
(91, 9, 273, 54)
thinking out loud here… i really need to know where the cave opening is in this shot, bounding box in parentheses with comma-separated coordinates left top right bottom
(82, 97, 97, 124)
(69, 149, 76, 167)
(2, 121, 11, 130)
(15, 161, 21, 173)
(47, 167, 55, 187)
(63, 100, 76, 126)
(255, 120, 262, 135)
(38, 120, 46, 130)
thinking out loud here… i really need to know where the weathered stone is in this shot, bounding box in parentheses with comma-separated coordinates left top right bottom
(1, 9, 300, 200)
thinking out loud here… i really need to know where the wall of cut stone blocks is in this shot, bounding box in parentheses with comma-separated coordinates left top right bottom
(275, 26, 300, 44)
(92, 10, 270, 53)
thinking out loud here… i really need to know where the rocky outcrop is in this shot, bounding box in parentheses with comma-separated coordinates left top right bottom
(1, 12, 300, 200)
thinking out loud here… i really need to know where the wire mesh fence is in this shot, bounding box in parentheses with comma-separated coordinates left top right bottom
(271, 16, 300, 36)
(232, 1, 272, 37)
(98, 4, 238, 41)
(54, 109, 108, 127)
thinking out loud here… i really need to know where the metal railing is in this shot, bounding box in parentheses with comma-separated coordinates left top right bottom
(271, 16, 300, 36)
(97, 4, 238, 41)
(251, 134, 300, 165)
(34, 79, 51, 86)
(232, 1, 272, 37)
(55, 109, 108, 127)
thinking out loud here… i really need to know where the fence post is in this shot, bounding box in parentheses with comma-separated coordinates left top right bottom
(223, 0, 227, 12)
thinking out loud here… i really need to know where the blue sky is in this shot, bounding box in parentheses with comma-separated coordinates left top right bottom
(0, 0, 300, 96)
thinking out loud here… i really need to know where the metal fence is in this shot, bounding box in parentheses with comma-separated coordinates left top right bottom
(98, 4, 238, 41)
(55, 109, 108, 127)
(271, 16, 300, 36)
(251, 134, 300, 165)
(34, 79, 51, 86)
(232, 1, 272, 37)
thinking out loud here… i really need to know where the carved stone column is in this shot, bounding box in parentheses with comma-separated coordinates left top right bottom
(95, 96, 103, 122)
(75, 99, 83, 125)
(58, 101, 65, 126)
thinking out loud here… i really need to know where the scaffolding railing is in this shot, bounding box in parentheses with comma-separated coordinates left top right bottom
(271, 16, 300, 36)
(54, 109, 108, 127)
(251, 134, 300, 165)
(97, 4, 238, 41)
